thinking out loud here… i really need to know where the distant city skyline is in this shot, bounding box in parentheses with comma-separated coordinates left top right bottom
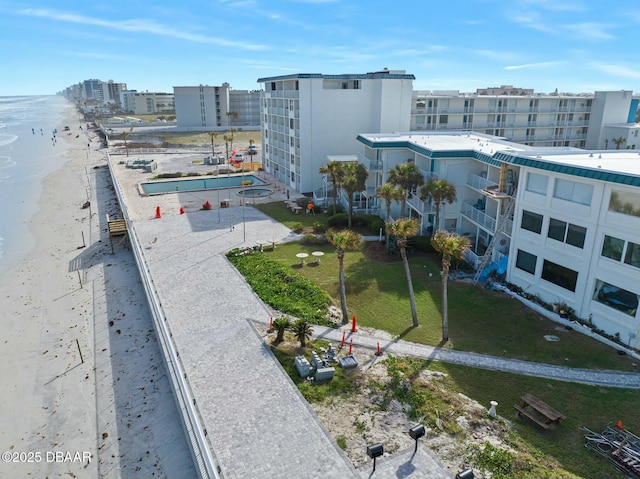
(1, 0, 639, 96)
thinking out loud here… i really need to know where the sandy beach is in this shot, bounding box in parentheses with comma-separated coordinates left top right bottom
(0, 103, 195, 478)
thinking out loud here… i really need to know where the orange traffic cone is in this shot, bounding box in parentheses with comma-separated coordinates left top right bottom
(179, 206, 185, 214)
(351, 315, 357, 333)
(203, 201, 211, 210)
(348, 338, 353, 355)
(340, 330, 346, 348)
(155, 206, 161, 219)
(617, 420, 623, 429)
(375, 341, 382, 356)
(268, 317, 273, 333)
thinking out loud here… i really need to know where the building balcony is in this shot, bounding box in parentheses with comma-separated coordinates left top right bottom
(407, 191, 435, 215)
(461, 201, 496, 231)
(464, 249, 486, 270)
(467, 172, 498, 192)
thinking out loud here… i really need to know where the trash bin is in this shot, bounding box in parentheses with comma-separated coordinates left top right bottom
(456, 469, 474, 479)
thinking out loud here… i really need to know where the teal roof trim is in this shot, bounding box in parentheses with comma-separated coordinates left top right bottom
(495, 152, 640, 187)
(258, 73, 415, 82)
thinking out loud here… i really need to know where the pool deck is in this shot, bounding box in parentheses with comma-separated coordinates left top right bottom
(109, 150, 454, 479)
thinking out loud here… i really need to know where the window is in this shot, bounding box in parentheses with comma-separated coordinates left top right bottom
(609, 189, 640, 217)
(553, 179, 593, 205)
(521, 210, 543, 234)
(516, 250, 537, 275)
(624, 241, 640, 268)
(541, 260, 578, 292)
(439, 115, 448, 124)
(547, 218, 586, 248)
(526, 172, 548, 195)
(594, 280, 638, 317)
(602, 235, 624, 261)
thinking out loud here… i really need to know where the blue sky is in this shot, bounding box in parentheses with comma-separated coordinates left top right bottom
(1, 0, 639, 96)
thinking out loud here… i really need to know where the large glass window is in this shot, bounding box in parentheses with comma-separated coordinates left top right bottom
(521, 210, 543, 234)
(624, 242, 640, 268)
(541, 260, 578, 292)
(516, 250, 537, 275)
(547, 218, 586, 248)
(609, 189, 640, 217)
(553, 179, 593, 205)
(525, 172, 548, 195)
(593, 280, 639, 317)
(601, 235, 624, 261)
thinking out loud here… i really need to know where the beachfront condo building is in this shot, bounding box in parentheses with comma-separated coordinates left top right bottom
(352, 131, 640, 349)
(120, 91, 175, 115)
(409, 88, 639, 150)
(257, 69, 415, 193)
(174, 84, 261, 129)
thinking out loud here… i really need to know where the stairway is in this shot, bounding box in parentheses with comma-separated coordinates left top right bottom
(472, 193, 516, 285)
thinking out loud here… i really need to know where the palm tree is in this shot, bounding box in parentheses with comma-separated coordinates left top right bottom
(389, 218, 420, 327)
(420, 179, 457, 232)
(376, 183, 404, 250)
(223, 134, 233, 163)
(326, 229, 364, 323)
(387, 163, 425, 218)
(229, 128, 238, 153)
(430, 230, 471, 342)
(273, 317, 291, 343)
(319, 161, 345, 214)
(612, 137, 626, 150)
(122, 131, 130, 157)
(207, 131, 218, 159)
(341, 162, 368, 229)
(291, 319, 313, 348)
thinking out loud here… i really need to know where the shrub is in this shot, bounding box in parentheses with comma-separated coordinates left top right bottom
(326, 204, 344, 215)
(410, 236, 434, 253)
(313, 222, 327, 233)
(369, 217, 383, 235)
(226, 251, 334, 326)
(157, 172, 183, 179)
(291, 222, 304, 232)
(301, 233, 318, 245)
(327, 213, 349, 228)
(186, 171, 201, 177)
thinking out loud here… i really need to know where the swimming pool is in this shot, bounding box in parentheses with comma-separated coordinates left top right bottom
(238, 188, 272, 198)
(140, 174, 266, 195)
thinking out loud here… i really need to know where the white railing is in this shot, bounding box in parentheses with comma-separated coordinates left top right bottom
(464, 249, 485, 270)
(501, 216, 514, 236)
(106, 153, 221, 479)
(406, 191, 435, 214)
(467, 172, 498, 191)
(461, 201, 496, 231)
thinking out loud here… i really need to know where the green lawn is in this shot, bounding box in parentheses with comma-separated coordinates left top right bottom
(254, 200, 325, 229)
(261, 241, 637, 372)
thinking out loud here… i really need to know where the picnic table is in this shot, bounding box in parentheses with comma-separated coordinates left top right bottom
(514, 393, 566, 429)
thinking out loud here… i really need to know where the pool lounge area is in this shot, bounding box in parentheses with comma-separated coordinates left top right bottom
(139, 174, 267, 195)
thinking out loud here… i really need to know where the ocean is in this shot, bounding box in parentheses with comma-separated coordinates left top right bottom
(0, 95, 74, 275)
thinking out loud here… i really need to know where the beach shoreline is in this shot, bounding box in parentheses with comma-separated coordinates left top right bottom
(0, 100, 194, 478)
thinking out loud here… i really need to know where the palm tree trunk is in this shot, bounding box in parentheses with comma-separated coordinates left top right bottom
(442, 258, 450, 341)
(348, 194, 353, 229)
(434, 203, 441, 232)
(400, 246, 419, 327)
(338, 255, 348, 323)
(401, 189, 407, 218)
(332, 184, 338, 213)
(385, 203, 391, 250)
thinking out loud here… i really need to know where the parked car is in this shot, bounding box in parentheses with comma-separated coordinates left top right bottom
(234, 153, 244, 162)
(248, 145, 258, 155)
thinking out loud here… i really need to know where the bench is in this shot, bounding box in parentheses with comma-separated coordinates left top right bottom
(514, 404, 549, 430)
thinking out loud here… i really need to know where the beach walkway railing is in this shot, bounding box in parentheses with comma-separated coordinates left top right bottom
(106, 152, 222, 479)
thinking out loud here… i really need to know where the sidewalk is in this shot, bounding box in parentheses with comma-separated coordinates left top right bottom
(309, 325, 640, 389)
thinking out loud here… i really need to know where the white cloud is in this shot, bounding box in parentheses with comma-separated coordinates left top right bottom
(589, 62, 640, 80)
(562, 22, 614, 41)
(16, 7, 267, 50)
(505, 61, 566, 70)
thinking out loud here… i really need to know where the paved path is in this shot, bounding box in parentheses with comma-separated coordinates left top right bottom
(310, 327, 640, 389)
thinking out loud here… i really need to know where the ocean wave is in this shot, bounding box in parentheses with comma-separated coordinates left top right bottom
(0, 155, 16, 169)
(0, 134, 18, 146)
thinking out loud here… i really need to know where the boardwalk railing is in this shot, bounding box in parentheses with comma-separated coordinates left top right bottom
(106, 153, 222, 479)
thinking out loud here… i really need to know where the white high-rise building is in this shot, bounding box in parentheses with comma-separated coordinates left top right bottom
(410, 89, 639, 150)
(257, 69, 415, 193)
(174, 84, 260, 129)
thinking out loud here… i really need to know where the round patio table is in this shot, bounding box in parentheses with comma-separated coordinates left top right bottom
(296, 252, 309, 265)
(311, 251, 325, 264)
